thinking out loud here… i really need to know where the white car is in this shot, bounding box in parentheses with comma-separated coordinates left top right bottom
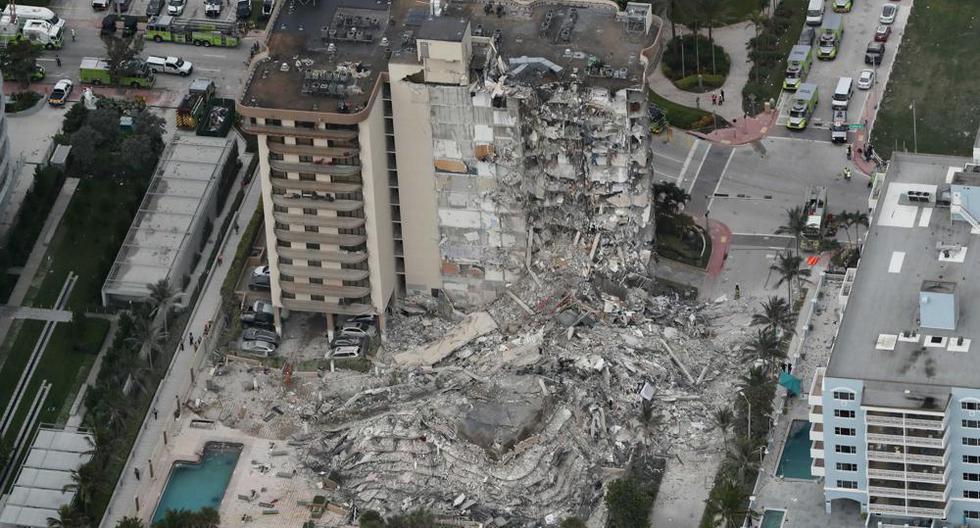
(145, 55, 193, 76)
(857, 69, 875, 90)
(240, 339, 277, 356)
(167, 0, 185, 15)
(253, 265, 270, 278)
(879, 3, 898, 24)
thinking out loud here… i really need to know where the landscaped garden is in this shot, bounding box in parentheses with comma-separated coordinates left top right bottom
(654, 181, 711, 268)
(661, 35, 731, 93)
(741, 0, 807, 115)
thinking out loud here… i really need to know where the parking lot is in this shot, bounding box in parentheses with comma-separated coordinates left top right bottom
(772, 0, 912, 143)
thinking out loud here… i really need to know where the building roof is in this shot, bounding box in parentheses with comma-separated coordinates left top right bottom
(827, 151, 980, 389)
(0, 427, 94, 528)
(240, 0, 654, 114)
(101, 135, 235, 302)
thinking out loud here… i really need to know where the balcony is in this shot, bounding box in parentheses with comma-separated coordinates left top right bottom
(269, 159, 362, 177)
(907, 452, 945, 466)
(809, 367, 825, 406)
(866, 449, 946, 466)
(905, 417, 944, 431)
(241, 123, 359, 140)
(867, 468, 907, 481)
(271, 194, 363, 212)
(278, 264, 369, 282)
(868, 504, 907, 516)
(906, 488, 946, 502)
(810, 422, 824, 442)
(906, 506, 946, 518)
(278, 281, 370, 299)
(267, 142, 358, 158)
(865, 432, 945, 449)
(866, 415, 904, 427)
(811, 458, 825, 477)
(868, 486, 907, 499)
(270, 176, 362, 194)
(810, 405, 823, 424)
(905, 469, 946, 484)
(811, 441, 824, 459)
(281, 298, 373, 315)
(273, 212, 365, 230)
(274, 229, 366, 247)
(276, 247, 368, 264)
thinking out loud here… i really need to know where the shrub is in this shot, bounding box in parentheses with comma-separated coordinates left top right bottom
(661, 35, 731, 81)
(605, 478, 655, 528)
(742, 0, 807, 115)
(672, 73, 726, 92)
(4, 90, 41, 113)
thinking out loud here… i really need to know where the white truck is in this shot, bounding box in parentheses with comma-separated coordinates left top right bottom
(0, 17, 64, 48)
(1, 5, 66, 32)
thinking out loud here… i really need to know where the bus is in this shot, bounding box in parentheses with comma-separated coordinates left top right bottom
(80, 57, 156, 88)
(783, 45, 812, 91)
(786, 83, 818, 130)
(145, 15, 240, 47)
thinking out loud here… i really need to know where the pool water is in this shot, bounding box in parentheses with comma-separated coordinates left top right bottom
(761, 509, 785, 528)
(776, 420, 814, 479)
(152, 443, 242, 523)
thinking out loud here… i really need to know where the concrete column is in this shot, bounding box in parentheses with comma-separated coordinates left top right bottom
(825, 499, 832, 514)
(326, 313, 335, 341)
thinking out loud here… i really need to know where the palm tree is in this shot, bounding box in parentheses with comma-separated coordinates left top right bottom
(743, 328, 786, 374)
(47, 505, 88, 528)
(724, 437, 763, 483)
(775, 206, 807, 255)
(705, 478, 756, 528)
(713, 407, 735, 449)
(65, 461, 102, 516)
(751, 296, 796, 338)
(147, 279, 177, 332)
(697, 0, 731, 75)
(116, 517, 146, 528)
(852, 210, 869, 245)
(770, 251, 811, 303)
(125, 312, 168, 370)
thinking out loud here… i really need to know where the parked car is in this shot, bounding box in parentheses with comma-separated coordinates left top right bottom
(240, 339, 277, 356)
(832, 0, 852, 12)
(864, 42, 885, 65)
(243, 327, 280, 345)
(92, 0, 110, 10)
(240, 310, 274, 327)
(346, 314, 376, 325)
(249, 273, 270, 290)
(236, 0, 251, 19)
(146, 55, 193, 75)
(874, 24, 891, 42)
(253, 300, 275, 315)
(30, 64, 45, 81)
(253, 266, 270, 278)
(857, 69, 875, 90)
(48, 79, 73, 106)
(146, 0, 163, 16)
(168, 0, 185, 16)
(880, 3, 898, 24)
(339, 322, 375, 338)
(205, 0, 222, 17)
(797, 26, 815, 46)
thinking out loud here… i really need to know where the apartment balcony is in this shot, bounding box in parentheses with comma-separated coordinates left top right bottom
(269, 176, 362, 194)
(810, 405, 823, 424)
(866, 448, 946, 466)
(906, 468, 947, 484)
(868, 486, 908, 500)
(278, 264, 369, 282)
(868, 487, 946, 503)
(867, 468, 907, 481)
(266, 142, 358, 158)
(906, 506, 946, 519)
(866, 414, 945, 431)
(281, 298, 373, 315)
(865, 432, 946, 449)
(810, 422, 823, 442)
(278, 281, 370, 299)
(809, 368, 825, 406)
(866, 415, 905, 427)
(241, 123, 359, 140)
(274, 229, 366, 247)
(273, 212, 365, 230)
(868, 504, 907, 516)
(905, 417, 945, 431)
(269, 159, 362, 178)
(276, 247, 368, 264)
(811, 441, 824, 459)
(271, 194, 363, 212)
(811, 458, 825, 477)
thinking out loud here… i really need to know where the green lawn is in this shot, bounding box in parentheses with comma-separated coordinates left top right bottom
(649, 90, 725, 130)
(672, 0, 767, 27)
(871, 0, 980, 158)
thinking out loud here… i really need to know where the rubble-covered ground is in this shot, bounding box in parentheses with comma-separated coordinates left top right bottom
(195, 239, 764, 526)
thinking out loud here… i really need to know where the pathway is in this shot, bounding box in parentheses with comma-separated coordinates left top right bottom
(647, 21, 758, 123)
(67, 315, 119, 428)
(0, 306, 73, 323)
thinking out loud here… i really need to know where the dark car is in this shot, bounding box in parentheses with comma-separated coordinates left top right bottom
(146, 0, 163, 16)
(864, 42, 885, 65)
(243, 327, 280, 345)
(236, 0, 251, 19)
(115, 0, 131, 12)
(797, 26, 815, 46)
(121, 15, 138, 36)
(100, 14, 117, 34)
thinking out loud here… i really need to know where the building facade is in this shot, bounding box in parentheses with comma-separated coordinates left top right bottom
(0, 72, 14, 223)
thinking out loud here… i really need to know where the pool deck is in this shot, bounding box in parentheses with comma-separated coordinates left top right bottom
(749, 273, 866, 528)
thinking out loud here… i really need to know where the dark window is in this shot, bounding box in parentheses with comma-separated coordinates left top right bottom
(269, 152, 284, 161)
(311, 294, 325, 301)
(308, 260, 321, 267)
(296, 137, 314, 146)
(836, 480, 858, 489)
(306, 243, 320, 250)
(299, 173, 316, 181)
(835, 410, 856, 418)
(833, 391, 855, 401)
(966, 455, 980, 464)
(297, 121, 315, 128)
(965, 473, 980, 482)
(267, 119, 282, 126)
(965, 491, 980, 500)
(305, 225, 318, 233)
(965, 401, 980, 411)
(268, 135, 285, 144)
(303, 208, 317, 215)
(967, 511, 980, 519)
(835, 427, 856, 436)
(835, 445, 857, 454)
(310, 277, 323, 284)
(965, 437, 980, 446)
(836, 463, 857, 472)
(964, 420, 980, 429)
(299, 155, 313, 163)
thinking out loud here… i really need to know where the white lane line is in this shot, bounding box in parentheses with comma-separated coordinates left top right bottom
(686, 142, 711, 194)
(201, 54, 228, 58)
(676, 138, 701, 185)
(196, 67, 222, 72)
(706, 148, 736, 212)
(37, 58, 56, 62)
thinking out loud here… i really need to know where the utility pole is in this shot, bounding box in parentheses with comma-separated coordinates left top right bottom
(910, 99, 918, 153)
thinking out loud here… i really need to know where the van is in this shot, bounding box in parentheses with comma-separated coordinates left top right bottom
(832, 77, 853, 110)
(817, 12, 844, 60)
(145, 55, 193, 76)
(783, 45, 813, 91)
(805, 0, 824, 26)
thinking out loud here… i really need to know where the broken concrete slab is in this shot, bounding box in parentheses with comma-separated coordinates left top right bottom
(393, 311, 498, 366)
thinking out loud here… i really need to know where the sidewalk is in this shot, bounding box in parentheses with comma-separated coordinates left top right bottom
(647, 21, 757, 123)
(99, 162, 262, 528)
(690, 109, 778, 146)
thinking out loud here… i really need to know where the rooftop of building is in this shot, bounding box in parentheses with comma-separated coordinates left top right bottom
(240, 0, 654, 114)
(827, 150, 980, 390)
(101, 135, 235, 301)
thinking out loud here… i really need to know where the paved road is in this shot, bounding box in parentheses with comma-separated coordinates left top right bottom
(687, 144, 734, 216)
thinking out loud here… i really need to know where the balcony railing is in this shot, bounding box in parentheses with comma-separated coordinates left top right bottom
(274, 229, 366, 247)
(271, 194, 363, 211)
(866, 433, 944, 448)
(867, 468, 906, 481)
(866, 415, 904, 427)
(905, 470, 946, 484)
(269, 159, 362, 178)
(868, 486, 906, 499)
(269, 176, 362, 194)
(277, 264, 369, 282)
(868, 504, 906, 515)
(266, 142, 359, 158)
(276, 247, 368, 264)
(281, 298, 373, 315)
(905, 418, 945, 431)
(906, 506, 946, 518)
(866, 449, 945, 466)
(905, 488, 945, 501)
(273, 212, 365, 230)
(241, 123, 359, 139)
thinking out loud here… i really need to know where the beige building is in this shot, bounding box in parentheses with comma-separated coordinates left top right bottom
(238, 0, 656, 330)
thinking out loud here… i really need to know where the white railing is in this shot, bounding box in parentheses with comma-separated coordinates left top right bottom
(905, 418, 944, 430)
(907, 453, 945, 466)
(866, 432, 944, 448)
(905, 470, 945, 484)
(867, 468, 906, 480)
(906, 488, 945, 501)
(866, 415, 904, 427)
(868, 504, 906, 515)
(868, 486, 906, 498)
(906, 506, 945, 518)
(867, 450, 904, 462)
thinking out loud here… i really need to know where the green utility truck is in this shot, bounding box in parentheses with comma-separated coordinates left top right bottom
(79, 57, 156, 88)
(145, 15, 240, 47)
(783, 45, 812, 91)
(786, 83, 818, 130)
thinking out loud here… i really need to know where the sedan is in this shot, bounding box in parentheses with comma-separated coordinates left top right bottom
(253, 265, 270, 278)
(880, 3, 898, 24)
(168, 0, 185, 15)
(48, 79, 73, 106)
(240, 340, 277, 356)
(857, 69, 875, 90)
(146, 0, 163, 16)
(874, 24, 891, 42)
(243, 327, 280, 345)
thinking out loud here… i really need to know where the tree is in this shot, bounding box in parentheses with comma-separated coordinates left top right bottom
(559, 518, 587, 528)
(770, 251, 811, 303)
(47, 504, 88, 528)
(358, 510, 385, 528)
(653, 181, 691, 217)
(851, 210, 869, 245)
(751, 296, 795, 338)
(742, 328, 785, 374)
(87, 106, 122, 146)
(605, 478, 653, 528)
(152, 508, 219, 528)
(116, 517, 146, 528)
(775, 206, 806, 255)
(65, 459, 102, 517)
(69, 125, 104, 174)
(101, 33, 144, 85)
(148, 279, 178, 332)
(125, 311, 167, 370)
(132, 108, 166, 148)
(386, 510, 435, 528)
(0, 39, 42, 86)
(696, 0, 731, 75)
(705, 478, 755, 528)
(723, 437, 762, 483)
(62, 103, 90, 135)
(713, 407, 735, 449)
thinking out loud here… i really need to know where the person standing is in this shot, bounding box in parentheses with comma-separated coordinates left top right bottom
(711, 92, 717, 105)
(55, 55, 61, 67)
(720, 89, 725, 104)
(70, 28, 76, 41)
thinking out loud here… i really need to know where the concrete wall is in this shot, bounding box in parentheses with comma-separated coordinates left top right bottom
(417, 30, 471, 85)
(359, 95, 396, 315)
(821, 376, 868, 511)
(255, 123, 282, 309)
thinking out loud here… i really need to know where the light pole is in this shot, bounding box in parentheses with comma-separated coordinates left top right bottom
(737, 388, 751, 436)
(910, 99, 918, 153)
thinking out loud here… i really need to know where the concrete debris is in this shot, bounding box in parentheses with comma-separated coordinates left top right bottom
(393, 311, 498, 366)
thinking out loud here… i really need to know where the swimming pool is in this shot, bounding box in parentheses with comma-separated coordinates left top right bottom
(760, 508, 786, 528)
(152, 442, 242, 523)
(776, 420, 814, 479)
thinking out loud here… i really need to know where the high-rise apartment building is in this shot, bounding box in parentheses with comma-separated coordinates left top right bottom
(812, 135, 980, 527)
(238, 0, 656, 329)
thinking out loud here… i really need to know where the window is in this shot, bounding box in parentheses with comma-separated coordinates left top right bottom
(965, 491, 980, 500)
(297, 121, 315, 129)
(267, 135, 285, 144)
(966, 455, 980, 464)
(964, 420, 980, 429)
(836, 480, 858, 489)
(966, 401, 980, 411)
(833, 391, 855, 401)
(964, 473, 980, 482)
(305, 225, 319, 233)
(835, 427, 856, 436)
(968, 511, 980, 520)
(835, 410, 856, 418)
(303, 208, 317, 216)
(299, 173, 316, 181)
(966, 437, 980, 446)
(296, 137, 314, 146)
(835, 445, 857, 454)
(269, 152, 284, 161)
(306, 243, 320, 250)
(836, 463, 858, 472)
(267, 119, 282, 126)
(299, 155, 313, 163)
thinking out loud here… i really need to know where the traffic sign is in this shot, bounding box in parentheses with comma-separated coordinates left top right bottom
(848, 123, 865, 130)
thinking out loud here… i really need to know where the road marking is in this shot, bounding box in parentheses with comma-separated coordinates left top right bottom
(37, 58, 56, 62)
(653, 151, 685, 164)
(676, 138, 701, 185)
(201, 54, 228, 58)
(706, 148, 736, 212)
(686, 142, 711, 194)
(196, 67, 222, 72)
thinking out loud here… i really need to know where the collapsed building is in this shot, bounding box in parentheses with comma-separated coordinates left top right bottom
(238, 0, 658, 327)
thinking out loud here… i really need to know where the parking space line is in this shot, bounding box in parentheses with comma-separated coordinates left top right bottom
(653, 151, 685, 165)
(676, 138, 701, 186)
(706, 148, 735, 212)
(686, 142, 711, 193)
